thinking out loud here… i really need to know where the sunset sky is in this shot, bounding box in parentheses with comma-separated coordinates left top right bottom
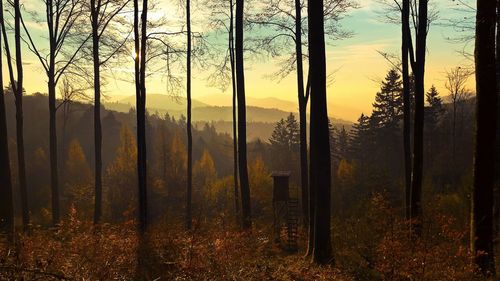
(5, 0, 474, 121)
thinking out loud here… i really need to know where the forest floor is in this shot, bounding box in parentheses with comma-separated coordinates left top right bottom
(0, 196, 491, 280)
(0, 219, 350, 280)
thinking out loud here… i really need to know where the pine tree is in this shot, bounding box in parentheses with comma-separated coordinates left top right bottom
(350, 114, 371, 162)
(285, 113, 300, 152)
(269, 119, 289, 150)
(337, 126, 350, 161)
(370, 69, 404, 175)
(425, 85, 444, 127)
(424, 85, 444, 167)
(371, 69, 403, 130)
(269, 114, 300, 171)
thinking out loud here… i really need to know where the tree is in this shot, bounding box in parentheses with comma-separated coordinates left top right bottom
(186, 0, 193, 230)
(1, 0, 29, 231)
(424, 85, 444, 162)
(336, 126, 349, 161)
(0, 9, 14, 237)
(169, 133, 187, 199)
(471, 0, 497, 275)
(134, 0, 148, 233)
(425, 85, 443, 132)
(445, 66, 473, 167)
(371, 69, 403, 130)
(401, 0, 412, 219)
(369, 69, 405, 178)
(58, 77, 88, 170)
(496, 0, 500, 246)
(230, 0, 239, 224)
(269, 114, 300, 171)
(236, 0, 252, 229)
(307, 0, 332, 264)
(409, 0, 429, 235)
(64, 139, 92, 219)
(22, 0, 89, 226)
(107, 125, 138, 223)
(247, 0, 356, 224)
(205, 0, 239, 221)
(350, 114, 372, 172)
(89, 0, 130, 224)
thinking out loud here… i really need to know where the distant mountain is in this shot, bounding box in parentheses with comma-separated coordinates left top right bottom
(106, 94, 209, 113)
(105, 100, 351, 125)
(196, 93, 298, 112)
(104, 94, 353, 125)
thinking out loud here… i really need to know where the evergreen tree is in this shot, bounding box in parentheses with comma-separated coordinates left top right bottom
(369, 69, 404, 176)
(269, 119, 289, 150)
(425, 85, 444, 163)
(371, 69, 403, 130)
(337, 126, 350, 161)
(269, 114, 300, 171)
(329, 121, 339, 164)
(349, 114, 371, 163)
(425, 85, 444, 128)
(285, 113, 300, 151)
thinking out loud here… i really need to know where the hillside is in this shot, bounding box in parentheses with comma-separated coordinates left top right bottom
(104, 95, 352, 140)
(104, 94, 352, 124)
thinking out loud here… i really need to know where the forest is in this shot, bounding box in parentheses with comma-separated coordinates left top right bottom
(0, 0, 498, 280)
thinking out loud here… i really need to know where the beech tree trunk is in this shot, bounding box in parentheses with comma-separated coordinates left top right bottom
(494, 0, 500, 239)
(1, 0, 29, 230)
(410, 0, 428, 235)
(48, 74, 60, 225)
(472, 0, 497, 275)
(134, 0, 148, 233)
(295, 0, 309, 228)
(308, 0, 332, 264)
(401, 0, 412, 220)
(186, 0, 193, 230)
(229, 0, 240, 221)
(91, 0, 103, 224)
(236, 0, 252, 230)
(0, 14, 14, 237)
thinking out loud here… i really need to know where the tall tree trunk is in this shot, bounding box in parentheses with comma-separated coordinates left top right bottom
(235, 0, 252, 230)
(0, 11, 14, 237)
(1, 0, 29, 230)
(91, 0, 103, 224)
(308, 0, 332, 264)
(472, 0, 497, 275)
(495, 0, 500, 243)
(229, 0, 240, 221)
(410, 0, 428, 235)
(47, 0, 60, 226)
(13, 0, 28, 231)
(186, 0, 193, 230)
(48, 73, 59, 225)
(305, 74, 314, 257)
(134, 0, 148, 234)
(401, 0, 412, 220)
(295, 0, 309, 228)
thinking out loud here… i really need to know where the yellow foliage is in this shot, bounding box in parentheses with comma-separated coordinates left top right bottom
(66, 139, 92, 185)
(194, 149, 217, 189)
(336, 159, 354, 182)
(106, 125, 138, 222)
(249, 156, 272, 206)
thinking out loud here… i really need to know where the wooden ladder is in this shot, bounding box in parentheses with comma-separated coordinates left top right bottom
(286, 197, 299, 252)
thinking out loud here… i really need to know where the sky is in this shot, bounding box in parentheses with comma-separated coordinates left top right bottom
(3, 0, 475, 121)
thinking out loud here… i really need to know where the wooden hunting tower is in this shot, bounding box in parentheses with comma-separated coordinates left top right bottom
(271, 171, 298, 252)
